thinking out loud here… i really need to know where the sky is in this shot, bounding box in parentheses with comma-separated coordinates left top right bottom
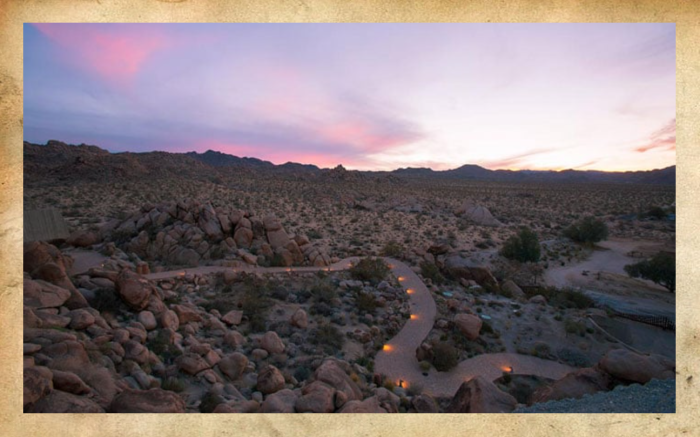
(23, 23, 676, 172)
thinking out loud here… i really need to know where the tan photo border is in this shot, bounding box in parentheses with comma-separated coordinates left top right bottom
(1, 1, 697, 436)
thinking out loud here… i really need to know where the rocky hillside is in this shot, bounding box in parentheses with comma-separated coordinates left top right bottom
(92, 199, 333, 269)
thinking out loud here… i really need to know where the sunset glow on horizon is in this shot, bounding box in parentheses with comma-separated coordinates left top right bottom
(24, 23, 675, 172)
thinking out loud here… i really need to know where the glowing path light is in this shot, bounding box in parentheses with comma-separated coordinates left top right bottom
(382, 344, 393, 352)
(410, 314, 418, 320)
(406, 288, 414, 294)
(398, 276, 405, 282)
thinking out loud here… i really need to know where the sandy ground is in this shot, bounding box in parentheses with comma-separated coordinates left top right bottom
(66, 249, 110, 276)
(544, 238, 675, 318)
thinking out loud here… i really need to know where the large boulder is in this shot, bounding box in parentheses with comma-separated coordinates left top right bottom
(24, 367, 53, 408)
(267, 228, 291, 250)
(115, 270, 153, 311)
(176, 353, 211, 375)
(598, 349, 675, 384)
(109, 388, 186, 413)
(529, 367, 613, 404)
(218, 352, 248, 381)
(257, 365, 285, 395)
(290, 308, 308, 329)
(412, 394, 439, 413)
(260, 331, 285, 354)
(312, 359, 362, 402)
(221, 310, 243, 326)
(51, 370, 91, 395)
(24, 241, 70, 274)
(214, 400, 260, 413)
(454, 200, 502, 227)
(172, 304, 202, 324)
(66, 231, 100, 248)
(259, 388, 298, 413)
(501, 280, 526, 300)
(454, 313, 483, 340)
(443, 255, 498, 287)
(446, 376, 517, 413)
(42, 341, 90, 373)
(28, 389, 104, 413)
(197, 204, 224, 240)
(233, 227, 253, 249)
(295, 381, 336, 413)
(263, 214, 283, 232)
(337, 396, 387, 413)
(24, 278, 70, 309)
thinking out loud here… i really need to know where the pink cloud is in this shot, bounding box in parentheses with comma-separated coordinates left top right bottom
(316, 121, 416, 153)
(34, 24, 169, 85)
(635, 118, 676, 153)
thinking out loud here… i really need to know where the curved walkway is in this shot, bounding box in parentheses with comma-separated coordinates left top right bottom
(140, 256, 573, 397)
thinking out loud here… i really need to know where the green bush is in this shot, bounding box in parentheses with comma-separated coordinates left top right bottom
(381, 241, 404, 258)
(624, 252, 675, 292)
(431, 342, 458, 372)
(161, 377, 186, 393)
(564, 318, 587, 336)
(354, 291, 379, 314)
(642, 206, 666, 220)
(420, 261, 445, 284)
(310, 324, 345, 354)
(309, 279, 337, 304)
(90, 288, 125, 315)
(349, 257, 390, 284)
(199, 391, 224, 413)
(241, 286, 272, 333)
(500, 227, 541, 262)
(564, 216, 609, 245)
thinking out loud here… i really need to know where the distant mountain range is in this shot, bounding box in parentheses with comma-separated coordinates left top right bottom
(24, 140, 676, 185)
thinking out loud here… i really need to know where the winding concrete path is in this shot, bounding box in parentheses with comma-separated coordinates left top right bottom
(374, 258, 572, 398)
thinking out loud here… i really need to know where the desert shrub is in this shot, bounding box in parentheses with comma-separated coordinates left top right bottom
(310, 324, 345, 354)
(564, 318, 587, 336)
(270, 253, 287, 267)
(241, 287, 272, 333)
(554, 289, 595, 309)
(354, 291, 378, 314)
(522, 286, 594, 309)
(624, 252, 675, 292)
(381, 241, 404, 258)
(500, 227, 541, 262)
(90, 288, 125, 315)
(307, 229, 323, 240)
(406, 382, 424, 396)
(110, 228, 134, 245)
(501, 371, 512, 384)
(309, 279, 337, 304)
(199, 391, 224, 413)
(349, 257, 389, 284)
(294, 366, 312, 382)
(563, 216, 608, 245)
(146, 329, 183, 364)
(383, 379, 395, 390)
(556, 347, 592, 367)
(531, 342, 551, 358)
(161, 377, 186, 393)
(641, 206, 667, 220)
(420, 261, 445, 284)
(431, 342, 458, 372)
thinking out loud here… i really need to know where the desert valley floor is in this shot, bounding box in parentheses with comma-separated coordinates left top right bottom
(22, 141, 676, 413)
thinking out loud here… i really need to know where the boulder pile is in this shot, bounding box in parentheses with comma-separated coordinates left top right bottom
(98, 199, 330, 268)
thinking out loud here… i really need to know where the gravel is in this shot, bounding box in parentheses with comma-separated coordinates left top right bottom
(515, 379, 675, 413)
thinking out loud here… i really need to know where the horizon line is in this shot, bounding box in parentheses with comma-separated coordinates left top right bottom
(27, 139, 676, 174)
